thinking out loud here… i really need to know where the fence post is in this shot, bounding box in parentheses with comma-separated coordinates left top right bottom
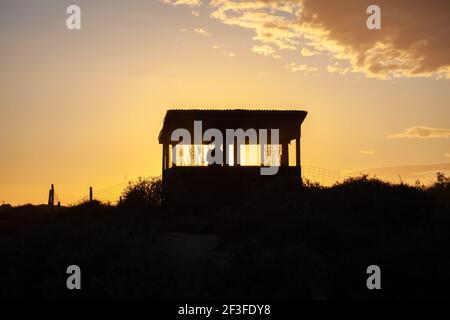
(48, 184, 54, 208)
(89, 186, 93, 204)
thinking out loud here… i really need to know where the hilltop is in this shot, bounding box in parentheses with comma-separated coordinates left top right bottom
(0, 174, 449, 299)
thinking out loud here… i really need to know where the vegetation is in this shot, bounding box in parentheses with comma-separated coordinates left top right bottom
(118, 177, 162, 210)
(0, 173, 449, 299)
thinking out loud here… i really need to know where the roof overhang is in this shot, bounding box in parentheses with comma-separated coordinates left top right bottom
(159, 109, 308, 144)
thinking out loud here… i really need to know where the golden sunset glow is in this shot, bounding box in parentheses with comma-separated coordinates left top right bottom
(172, 144, 281, 166)
(0, 0, 449, 205)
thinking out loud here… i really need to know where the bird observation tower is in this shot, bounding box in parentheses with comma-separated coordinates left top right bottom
(158, 109, 308, 210)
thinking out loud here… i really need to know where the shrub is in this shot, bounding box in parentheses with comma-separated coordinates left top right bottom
(118, 177, 162, 210)
(426, 172, 450, 206)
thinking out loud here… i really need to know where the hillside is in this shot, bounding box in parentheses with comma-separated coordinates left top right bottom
(0, 175, 449, 299)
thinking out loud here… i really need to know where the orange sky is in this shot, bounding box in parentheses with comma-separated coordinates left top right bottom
(0, 0, 449, 205)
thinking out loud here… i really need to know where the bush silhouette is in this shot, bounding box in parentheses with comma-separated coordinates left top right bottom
(427, 172, 450, 206)
(1, 173, 449, 299)
(118, 177, 162, 210)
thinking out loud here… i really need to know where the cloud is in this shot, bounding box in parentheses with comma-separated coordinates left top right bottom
(300, 48, 315, 57)
(287, 62, 318, 74)
(326, 62, 350, 75)
(299, 0, 450, 79)
(444, 153, 450, 158)
(252, 45, 281, 59)
(359, 150, 375, 155)
(209, 0, 301, 54)
(201, 0, 450, 79)
(162, 0, 201, 6)
(194, 28, 211, 36)
(212, 44, 235, 57)
(388, 126, 450, 139)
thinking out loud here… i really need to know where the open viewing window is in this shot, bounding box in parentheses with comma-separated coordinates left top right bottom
(171, 144, 282, 167)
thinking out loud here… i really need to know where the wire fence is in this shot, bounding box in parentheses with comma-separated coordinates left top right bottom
(55, 165, 354, 206)
(302, 165, 353, 186)
(67, 178, 140, 206)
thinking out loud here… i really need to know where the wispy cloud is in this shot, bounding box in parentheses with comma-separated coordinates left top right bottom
(163, 0, 450, 79)
(300, 48, 315, 57)
(252, 45, 281, 59)
(209, 0, 301, 56)
(326, 62, 350, 75)
(388, 126, 450, 139)
(162, 0, 201, 6)
(194, 27, 211, 36)
(287, 62, 318, 74)
(360, 150, 375, 155)
(212, 44, 235, 57)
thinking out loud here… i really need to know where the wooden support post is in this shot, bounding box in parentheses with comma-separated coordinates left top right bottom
(162, 144, 166, 172)
(165, 144, 170, 170)
(233, 140, 238, 166)
(281, 140, 289, 167)
(89, 186, 93, 204)
(260, 132, 266, 167)
(162, 143, 170, 171)
(223, 131, 228, 166)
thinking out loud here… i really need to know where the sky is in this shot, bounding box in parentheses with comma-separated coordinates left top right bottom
(0, 0, 449, 205)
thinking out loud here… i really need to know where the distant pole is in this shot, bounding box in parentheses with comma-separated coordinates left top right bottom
(89, 186, 93, 204)
(51, 184, 55, 207)
(48, 184, 54, 208)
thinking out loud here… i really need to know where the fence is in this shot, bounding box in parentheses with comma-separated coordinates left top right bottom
(302, 165, 352, 186)
(50, 165, 354, 206)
